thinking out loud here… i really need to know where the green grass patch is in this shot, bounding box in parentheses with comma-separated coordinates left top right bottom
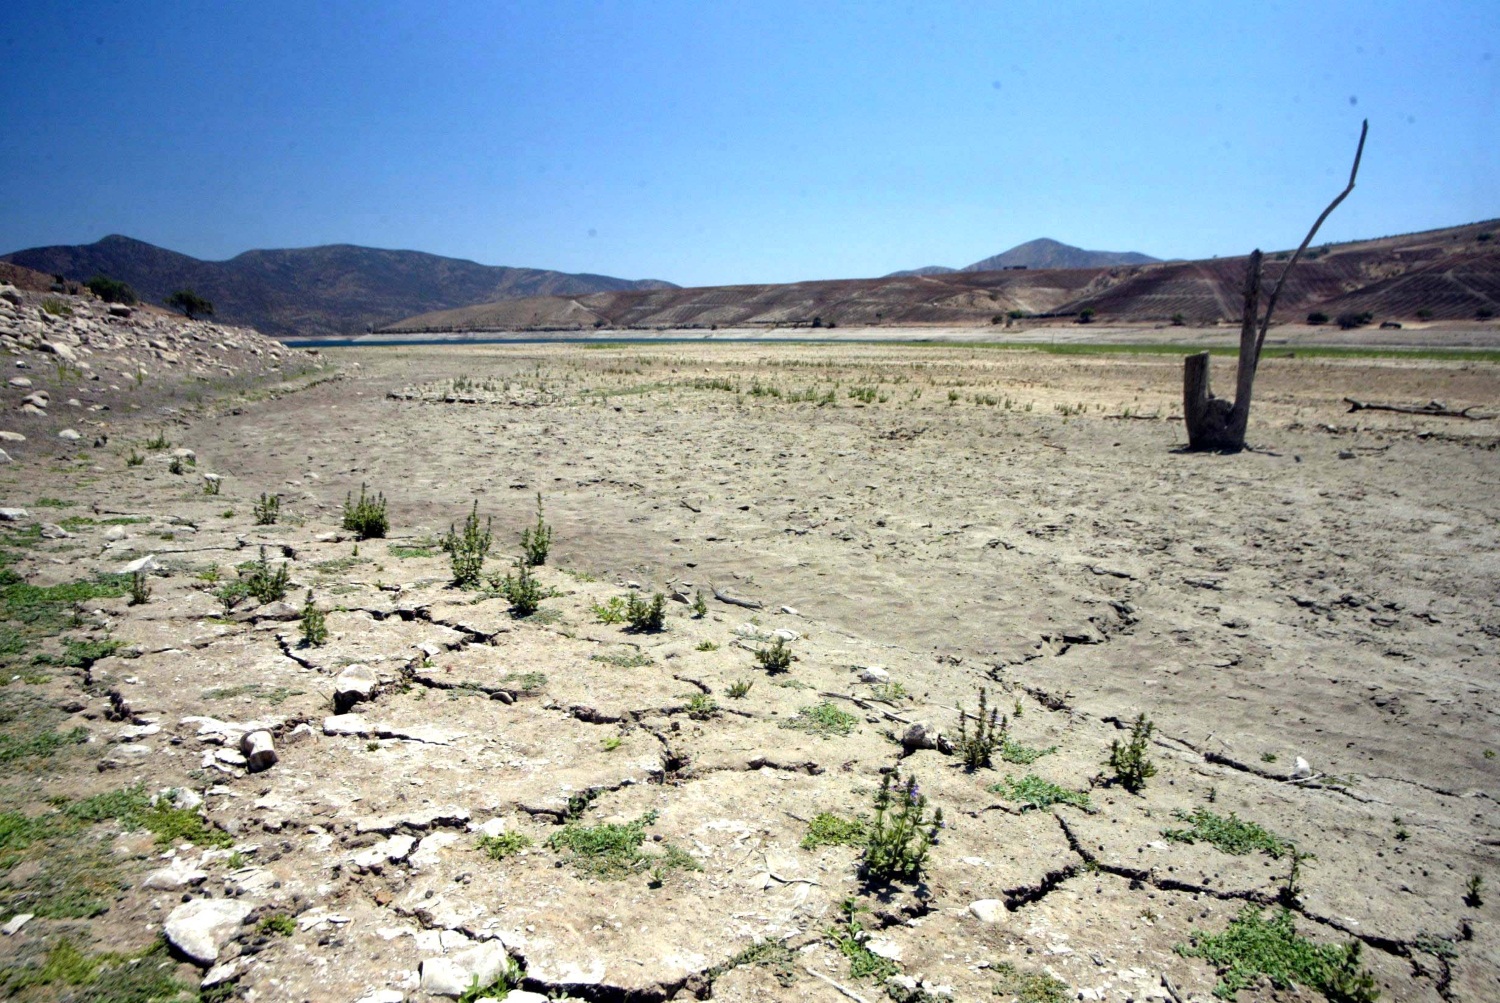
(991, 961, 1073, 1003)
(800, 812, 867, 850)
(1176, 906, 1378, 1002)
(31, 498, 76, 509)
(988, 774, 1092, 812)
(590, 649, 653, 668)
(1162, 808, 1291, 858)
(200, 683, 304, 705)
(1000, 740, 1059, 765)
(477, 831, 532, 861)
(0, 936, 184, 1001)
(545, 811, 699, 880)
(779, 701, 858, 738)
(706, 939, 798, 988)
(388, 544, 435, 559)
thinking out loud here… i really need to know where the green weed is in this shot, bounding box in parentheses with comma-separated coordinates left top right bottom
(800, 812, 867, 850)
(988, 774, 1092, 812)
(1106, 712, 1157, 793)
(478, 831, 533, 861)
(861, 768, 942, 882)
(780, 701, 857, 738)
(1162, 808, 1290, 858)
(342, 482, 389, 539)
(1176, 906, 1377, 1002)
(826, 897, 898, 980)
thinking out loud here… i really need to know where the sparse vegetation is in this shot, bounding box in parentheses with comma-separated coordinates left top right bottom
(726, 678, 752, 698)
(989, 774, 1092, 812)
(624, 590, 666, 632)
(592, 596, 628, 624)
(955, 687, 1006, 769)
(861, 768, 942, 882)
(1106, 712, 1157, 793)
(1464, 874, 1483, 907)
(826, 897, 898, 980)
(755, 636, 792, 673)
(801, 812, 867, 850)
(780, 700, 857, 738)
(1307, 311, 1329, 325)
(342, 482, 389, 539)
(685, 692, 718, 719)
(259, 913, 296, 936)
(1176, 906, 1377, 1002)
(299, 590, 328, 646)
(165, 288, 213, 318)
(253, 491, 280, 525)
(991, 961, 1073, 1003)
(85, 275, 138, 304)
(477, 831, 532, 861)
(127, 569, 152, 606)
(1336, 310, 1374, 330)
(1161, 808, 1289, 857)
(491, 558, 543, 615)
(545, 810, 698, 880)
(40, 297, 73, 317)
(441, 500, 492, 587)
(244, 546, 290, 603)
(520, 492, 553, 566)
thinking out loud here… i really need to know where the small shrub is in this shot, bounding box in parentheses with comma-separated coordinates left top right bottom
(726, 679, 752, 699)
(457, 958, 523, 1003)
(441, 500, 492, 587)
(871, 681, 908, 703)
(127, 570, 152, 606)
(85, 275, 138, 304)
(780, 701, 857, 738)
(40, 297, 73, 317)
(167, 457, 185, 475)
(477, 830, 532, 861)
(1335, 311, 1373, 330)
(826, 897, 898, 980)
(801, 812, 866, 850)
(126, 450, 144, 467)
(690, 591, 708, 618)
(258, 914, 296, 937)
(755, 636, 792, 673)
(144, 431, 170, 450)
(1464, 874, 1483, 907)
(165, 289, 213, 318)
(1306, 311, 1329, 325)
(244, 546, 290, 604)
(1176, 906, 1377, 1002)
(624, 591, 666, 632)
(491, 558, 542, 615)
(685, 692, 718, 720)
(1479, 306, 1495, 321)
(202, 476, 221, 496)
(695, 639, 719, 652)
(861, 768, 942, 882)
(591, 649, 653, 668)
(1077, 307, 1095, 324)
(520, 492, 553, 566)
(545, 810, 698, 880)
(298, 591, 328, 646)
(253, 492, 280, 526)
(1171, 312, 1186, 326)
(955, 687, 1006, 770)
(591, 596, 627, 624)
(991, 962, 1073, 1003)
(1416, 308, 1434, 321)
(988, 774, 1092, 812)
(1106, 712, 1157, 793)
(1000, 739, 1058, 765)
(342, 482, 389, 539)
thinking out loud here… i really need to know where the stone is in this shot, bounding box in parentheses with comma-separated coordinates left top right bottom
(0, 508, 28, 522)
(866, 938, 903, 960)
(334, 664, 379, 712)
(20, 393, 47, 408)
(323, 713, 370, 737)
(408, 831, 461, 871)
(200, 958, 244, 989)
(353, 992, 405, 1003)
(121, 554, 160, 575)
(163, 898, 254, 966)
(901, 721, 951, 754)
(504, 993, 549, 1003)
(171, 447, 196, 462)
(1291, 756, 1314, 780)
(1, 913, 33, 936)
(240, 730, 277, 772)
(7, 378, 30, 388)
(858, 666, 890, 683)
(351, 834, 417, 873)
(0, 451, 11, 464)
(143, 862, 208, 890)
(39, 523, 69, 539)
(103, 524, 128, 541)
(969, 899, 1006, 923)
(0, 431, 22, 442)
(419, 940, 513, 998)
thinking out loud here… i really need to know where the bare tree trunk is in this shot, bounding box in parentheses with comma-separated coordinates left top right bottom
(1182, 121, 1367, 452)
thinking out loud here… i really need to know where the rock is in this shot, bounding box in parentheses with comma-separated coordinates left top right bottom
(240, 730, 277, 772)
(121, 554, 160, 575)
(143, 862, 209, 890)
(334, 664, 379, 712)
(857, 666, 890, 683)
(200, 957, 244, 989)
(7, 378, 30, 389)
(0, 431, 22, 442)
(107, 303, 133, 317)
(20, 393, 47, 408)
(40, 341, 77, 362)
(39, 523, 69, 539)
(901, 721, 952, 754)
(351, 834, 417, 873)
(771, 627, 800, 642)
(866, 939, 903, 961)
(0, 286, 20, 306)
(0, 451, 11, 464)
(324, 713, 370, 737)
(408, 831, 461, 871)
(353, 992, 405, 1003)
(969, 899, 1006, 923)
(504, 993, 549, 1003)
(1291, 756, 1314, 780)
(18, 404, 44, 416)
(163, 898, 254, 966)
(0, 508, 29, 521)
(58, 428, 81, 441)
(1, 913, 34, 936)
(171, 447, 196, 462)
(419, 940, 513, 998)
(103, 524, 128, 541)
(235, 599, 299, 622)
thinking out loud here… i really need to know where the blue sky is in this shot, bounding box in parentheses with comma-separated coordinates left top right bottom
(1, 1, 1495, 285)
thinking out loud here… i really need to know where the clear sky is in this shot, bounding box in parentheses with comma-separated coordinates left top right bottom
(1, 1, 1495, 285)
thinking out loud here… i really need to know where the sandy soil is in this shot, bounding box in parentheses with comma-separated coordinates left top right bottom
(1, 339, 1496, 1002)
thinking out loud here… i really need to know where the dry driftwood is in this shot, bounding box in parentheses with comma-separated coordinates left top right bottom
(711, 583, 764, 610)
(1343, 398, 1492, 419)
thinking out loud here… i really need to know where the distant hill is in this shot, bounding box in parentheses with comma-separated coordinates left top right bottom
(0, 235, 674, 338)
(962, 238, 1159, 272)
(388, 220, 1500, 333)
(884, 265, 958, 278)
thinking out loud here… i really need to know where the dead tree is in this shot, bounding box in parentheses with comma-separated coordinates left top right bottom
(1183, 120, 1368, 451)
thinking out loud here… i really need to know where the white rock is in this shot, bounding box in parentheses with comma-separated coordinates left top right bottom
(0, 508, 28, 521)
(866, 939, 902, 960)
(472, 818, 509, 838)
(7, 378, 30, 389)
(969, 899, 1006, 923)
(240, 730, 277, 772)
(142, 862, 208, 890)
(324, 713, 370, 737)
(39, 522, 68, 539)
(0, 451, 10, 464)
(0, 431, 24, 442)
(121, 554, 160, 574)
(200, 958, 244, 989)
(1, 913, 34, 935)
(352, 834, 417, 872)
(335, 664, 379, 711)
(504, 993, 549, 1003)
(103, 524, 128, 541)
(58, 428, 82, 441)
(163, 898, 253, 965)
(858, 667, 890, 683)
(771, 627, 800, 642)
(1292, 756, 1314, 779)
(419, 940, 513, 998)
(409, 831, 461, 871)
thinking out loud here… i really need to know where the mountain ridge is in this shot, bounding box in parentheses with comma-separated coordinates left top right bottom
(0, 235, 675, 338)
(886, 237, 1158, 277)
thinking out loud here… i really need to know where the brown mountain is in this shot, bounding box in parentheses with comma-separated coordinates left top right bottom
(0, 235, 674, 338)
(390, 220, 1499, 333)
(885, 238, 1156, 277)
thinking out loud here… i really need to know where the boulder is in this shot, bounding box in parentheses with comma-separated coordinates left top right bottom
(58, 428, 82, 441)
(240, 730, 277, 772)
(419, 940, 513, 998)
(143, 862, 209, 890)
(969, 899, 1006, 923)
(163, 898, 254, 966)
(334, 664, 379, 712)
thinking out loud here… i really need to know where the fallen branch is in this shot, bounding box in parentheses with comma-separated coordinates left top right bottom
(711, 583, 764, 610)
(1343, 398, 1492, 419)
(802, 966, 873, 1003)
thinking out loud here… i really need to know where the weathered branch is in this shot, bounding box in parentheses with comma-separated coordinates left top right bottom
(1253, 119, 1368, 363)
(1343, 397, 1492, 419)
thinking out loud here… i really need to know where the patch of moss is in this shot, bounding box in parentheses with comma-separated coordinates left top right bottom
(1177, 907, 1377, 1001)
